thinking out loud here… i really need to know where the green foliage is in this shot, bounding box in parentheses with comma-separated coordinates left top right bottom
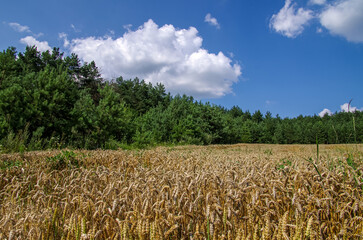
(0, 124, 29, 153)
(240, 122, 252, 143)
(46, 150, 82, 170)
(114, 76, 170, 114)
(97, 84, 133, 144)
(345, 153, 358, 170)
(0, 47, 19, 84)
(70, 84, 134, 148)
(0, 158, 23, 170)
(276, 158, 292, 170)
(0, 45, 362, 151)
(252, 110, 263, 123)
(70, 91, 98, 148)
(0, 59, 79, 141)
(28, 127, 46, 150)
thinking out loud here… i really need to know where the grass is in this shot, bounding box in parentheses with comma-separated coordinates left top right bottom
(0, 144, 362, 239)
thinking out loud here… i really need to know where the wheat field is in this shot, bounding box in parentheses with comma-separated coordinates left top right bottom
(0, 144, 362, 239)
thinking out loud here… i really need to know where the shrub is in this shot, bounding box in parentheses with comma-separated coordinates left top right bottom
(46, 150, 82, 170)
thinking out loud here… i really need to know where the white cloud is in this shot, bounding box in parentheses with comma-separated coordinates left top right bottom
(320, 0, 363, 43)
(309, 0, 326, 5)
(123, 24, 133, 31)
(270, 0, 314, 38)
(33, 32, 44, 38)
(340, 102, 363, 113)
(7, 22, 45, 38)
(319, 108, 333, 117)
(205, 13, 220, 29)
(20, 36, 52, 52)
(8, 22, 31, 33)
(68, 19, 241, 98)
(319, 102, 362, 117)
(59, 33, 70, 47)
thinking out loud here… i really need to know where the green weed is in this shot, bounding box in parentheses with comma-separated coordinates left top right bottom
(46, 150, 83, 170)
(0, 158, 23, 170)
(304, 157, 322, 179)
(276, 158, 292, 170)
(0, 125, 29, 153)
(303, 139, 322, 179)
(345, 153, 358, 170)
(345, 153, 362, 189)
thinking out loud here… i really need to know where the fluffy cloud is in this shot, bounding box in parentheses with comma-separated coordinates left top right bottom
(319, 108, 333, 117)
(20, 36, 52, 52)
(270, 0, 363, 43)
(205, 13, 220, 29)
(320, 0, 363, 43)
(319, 102, 363, 117)
(8, 22, 31, 33)
(340, 103, 363, 113)
(270, 0, 314, 38)
(68, 19, 241, 98)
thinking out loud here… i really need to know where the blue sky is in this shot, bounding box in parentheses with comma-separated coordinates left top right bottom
(1, 0, 362, 118)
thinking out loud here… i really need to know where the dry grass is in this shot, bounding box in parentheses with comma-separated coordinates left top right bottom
(0, 144, 362, 239)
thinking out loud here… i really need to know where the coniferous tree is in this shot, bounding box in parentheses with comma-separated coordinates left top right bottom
(1, 45, 362, 150)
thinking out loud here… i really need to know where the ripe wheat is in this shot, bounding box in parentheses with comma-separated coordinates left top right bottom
(0, 144, 362, 239)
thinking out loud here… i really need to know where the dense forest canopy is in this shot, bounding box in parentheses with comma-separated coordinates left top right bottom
(0, 46, 362, 151)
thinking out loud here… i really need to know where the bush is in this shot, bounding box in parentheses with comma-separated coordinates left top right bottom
(46, 150, 82, 170)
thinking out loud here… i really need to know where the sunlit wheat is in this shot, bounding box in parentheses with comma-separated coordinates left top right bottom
(0, 144, 362, 239)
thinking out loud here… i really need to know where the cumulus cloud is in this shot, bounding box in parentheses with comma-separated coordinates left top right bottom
(319, 108, 333, 117)
(20, 36, 52, 52)
(8, 22, 31, 33)
(320, 0, 363, 43)
(270, 0, 314, 38)
(68, 19, 241, 98)
(340, 102, 363, 113)
(319, 102, 363, 117)
(205, 13, 220, 29)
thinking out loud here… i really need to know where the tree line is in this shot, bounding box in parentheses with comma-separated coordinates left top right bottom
(0, 46, 362, 151)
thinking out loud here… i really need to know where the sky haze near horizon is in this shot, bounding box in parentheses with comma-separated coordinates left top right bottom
(1, 0, 362, 118)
